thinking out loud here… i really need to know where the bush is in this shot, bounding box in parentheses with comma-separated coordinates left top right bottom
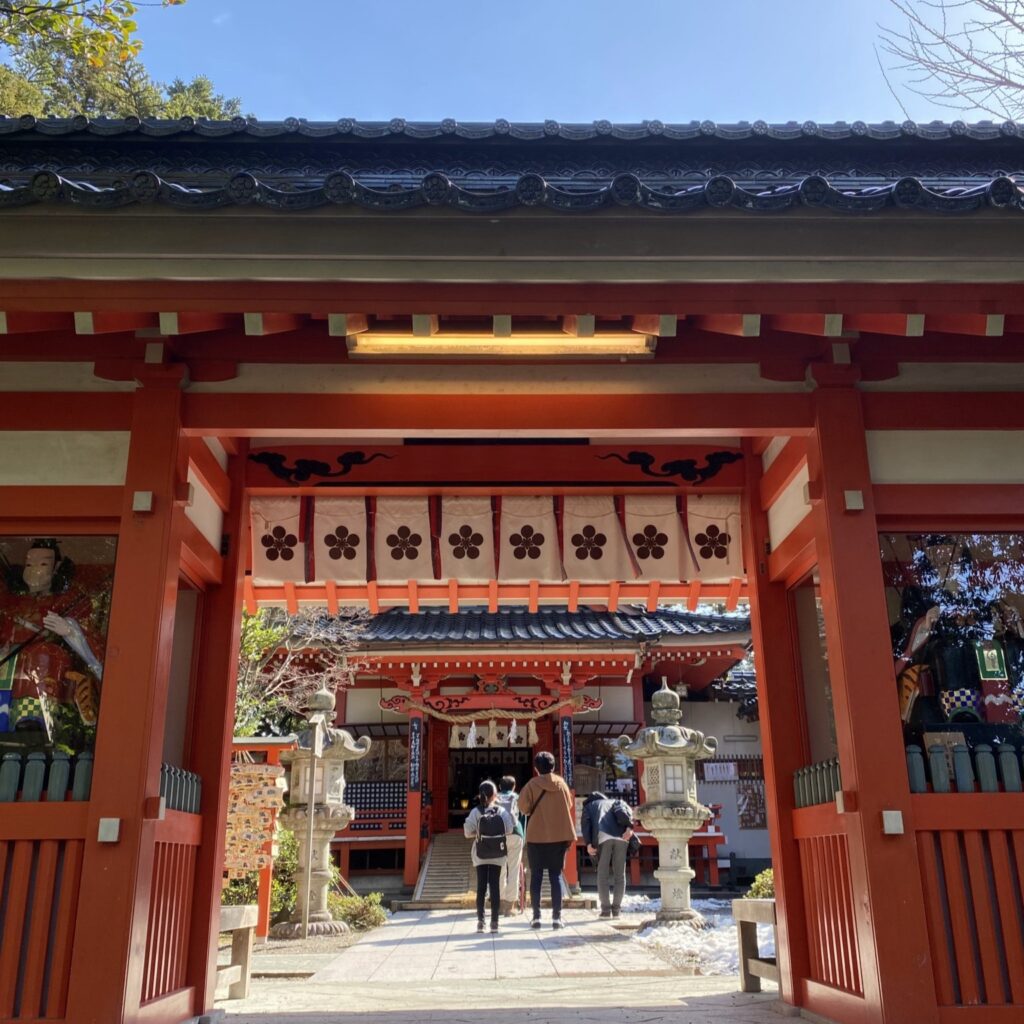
(222, 872, 259, 906)
(745, 867, 774, 899)
(328, 890, 387, 930)
(220, 826, 299, 923)
(221, 825, 385, 931)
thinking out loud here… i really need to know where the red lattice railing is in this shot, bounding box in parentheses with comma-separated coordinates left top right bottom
(0, 805, 87, 1021)
(140, 812, 201, 1005)
(793, 803, 864, 1001)
(913, 795, 1024, 1010)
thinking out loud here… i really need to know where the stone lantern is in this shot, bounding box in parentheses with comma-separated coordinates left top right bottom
(271, 687, 371, 938)
(618, 680, 717, 925)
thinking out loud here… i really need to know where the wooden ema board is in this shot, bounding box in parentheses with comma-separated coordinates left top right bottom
(223, 762, 285, 879)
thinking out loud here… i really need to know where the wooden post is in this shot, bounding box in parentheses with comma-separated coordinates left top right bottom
(184, 441, 249, 1012)
(67, 370, 187, 1023)
(403, 709, 424, 886)
(429, 713, 450, 833)
(740, 440, 812, 1007)
(807, 372, 938, 1023)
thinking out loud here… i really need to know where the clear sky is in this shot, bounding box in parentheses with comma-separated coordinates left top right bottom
(132, 0, 967, 124)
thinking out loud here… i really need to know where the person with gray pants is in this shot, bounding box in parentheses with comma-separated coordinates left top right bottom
(581, 791, 634, 918)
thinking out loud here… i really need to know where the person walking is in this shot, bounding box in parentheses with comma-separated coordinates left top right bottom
(463, 780, 515, 933)
(581, 791, 634, 918)
(517, 751, 577, 930)
(496, 775, 524, 916)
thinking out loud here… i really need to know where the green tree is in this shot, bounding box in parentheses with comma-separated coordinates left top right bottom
(163, 74, 241, 119)
(0, 1, 185, 66)
(4, 38, 243, 117)
(0, 63, 44, 115)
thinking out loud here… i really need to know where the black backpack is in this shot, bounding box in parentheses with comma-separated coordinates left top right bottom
(611, 799, 633, 831)
(476, 807, 508, 859)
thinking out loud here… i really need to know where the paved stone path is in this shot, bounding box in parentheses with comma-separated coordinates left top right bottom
(220, 909, 787, 1023)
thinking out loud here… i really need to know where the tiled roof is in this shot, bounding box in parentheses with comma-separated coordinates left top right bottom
(2, 115, 1023, 143)
(355, 605, 750, 646)
(709, 669, 758, 701)
(0, 117, 1021, 215)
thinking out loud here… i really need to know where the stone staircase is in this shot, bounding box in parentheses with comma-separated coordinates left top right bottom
(397, 833, 476, 910)
(392, 832, 596, 911)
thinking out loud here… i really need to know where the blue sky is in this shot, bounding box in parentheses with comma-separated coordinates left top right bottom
(134, 0, 959, 123)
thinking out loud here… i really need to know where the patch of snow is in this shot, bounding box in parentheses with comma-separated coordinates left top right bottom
(629, 897, 775, 977)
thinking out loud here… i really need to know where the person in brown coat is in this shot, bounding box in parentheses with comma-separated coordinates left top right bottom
(516, 750, 577, 929)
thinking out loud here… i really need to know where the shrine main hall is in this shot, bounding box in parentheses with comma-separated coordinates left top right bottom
(0, 114, 1022, 1024)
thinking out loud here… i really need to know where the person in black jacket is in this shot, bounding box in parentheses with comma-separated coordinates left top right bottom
(581, 791, 633, 918)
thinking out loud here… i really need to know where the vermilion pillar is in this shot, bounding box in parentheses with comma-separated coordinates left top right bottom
(67, 370, 186, 1024)
(186, 441, 249, 1011)
(807, 371, 937, 1023)
(740, 440, 811, 1006)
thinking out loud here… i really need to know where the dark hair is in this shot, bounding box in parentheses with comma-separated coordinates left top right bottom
(1, 538, 74, 595)
(499, 775, 516, 794)
(534, 751, 556, 775)
(478, 779, 497, 810)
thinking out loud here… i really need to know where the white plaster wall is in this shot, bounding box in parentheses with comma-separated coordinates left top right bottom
(1, 362, 135, 392)
(0, 431, 130, 485)
(684, 701, 771, 862)
(163, 588, 199, 766)
(766, 464, 810, 550)
(203, 437, 228, 471)
(867, 431, 1024, 483)
(184, 467, 224, 550)
(580, 685, 634, 722)
(761, 437, 789, 472)
(346, 687, 405, 723)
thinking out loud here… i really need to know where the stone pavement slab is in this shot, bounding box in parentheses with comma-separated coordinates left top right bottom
(220, 909, 785, 1023)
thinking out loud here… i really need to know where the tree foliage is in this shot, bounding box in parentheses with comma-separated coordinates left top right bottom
(4, 35, 243, 117)
(0, 1, 184, 66)
(880, 1, 1024, 119)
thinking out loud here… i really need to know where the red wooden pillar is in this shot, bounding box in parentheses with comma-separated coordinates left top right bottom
(67, 370, 187, 1024)
(807, 372, 937, 1023)
(740, 440, 812, 1007)
(183, 438, 249, 1011)
(402, 709, 424, 886)
(429, 714, 450, 833)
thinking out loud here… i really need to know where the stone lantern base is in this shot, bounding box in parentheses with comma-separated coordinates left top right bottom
(269, 918, 350, 938)
(636, 802, 711, 929)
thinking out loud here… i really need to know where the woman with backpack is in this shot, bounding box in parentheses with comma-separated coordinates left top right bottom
(463, 779, 515, 933)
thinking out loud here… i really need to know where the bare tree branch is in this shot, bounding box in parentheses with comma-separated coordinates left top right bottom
(880, 1, 1024, 119)
(234, 608, 372, 736)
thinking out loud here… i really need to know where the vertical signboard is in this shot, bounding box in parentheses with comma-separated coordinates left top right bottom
(408, 716, 422, 791)
(560, 715, 574, 788)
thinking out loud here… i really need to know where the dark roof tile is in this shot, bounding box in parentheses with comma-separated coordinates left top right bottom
(355, 605, 749, 646)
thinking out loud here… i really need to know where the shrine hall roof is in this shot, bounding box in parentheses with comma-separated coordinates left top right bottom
(353, 605, 750, 647)
(0, 116, 1022, 215)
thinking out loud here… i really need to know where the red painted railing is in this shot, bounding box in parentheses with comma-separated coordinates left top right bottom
(912, 794, 1024, 1014)
(0, 803, 88, 1021)
(140, 811, 202, 1006)
(793, 803, 864, 1003)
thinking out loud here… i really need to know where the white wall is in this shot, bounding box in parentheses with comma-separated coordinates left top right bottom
(0, 430, 129, 485)
(867, 430, 1024, 483)
(683, 701, 771, 862)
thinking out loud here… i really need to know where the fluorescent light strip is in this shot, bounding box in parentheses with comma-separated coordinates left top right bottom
(347, 333, 656, 358)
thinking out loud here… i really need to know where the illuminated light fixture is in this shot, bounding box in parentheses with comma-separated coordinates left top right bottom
(346, 332, 657, 359)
